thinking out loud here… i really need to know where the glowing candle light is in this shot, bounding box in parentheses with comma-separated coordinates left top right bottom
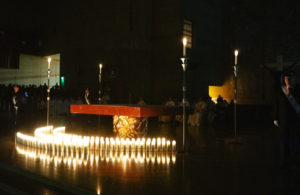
(100, 137, 104, 150)
(162, 154, 166, 164)
(105, 137, 109, 151)
(172, 140, 176, 151)
(151, 138, 156, 152)
(146, 138, 151, 151)
(234, 50, 238, 65)
(167, 140, 170, 151)
(183, 37, 187, 57)
(131, 138, 136, 152)
(157, 138, 161, 151)
(110, 138, 115, 151)
(167, 156, 170, 164)
(162, 138, 166, 151)
(90, 136, 95, 151)
(16, 126, 178, 166)
(95, 137, 99, 151)
(84, 137, 89, 155)
(136, 138, 140, 151)
(126, 138, 130, 151)
(116, 138, 120, 151)
(140, 139, 144, 151)
(121, 138, 125, 152)
(172, 154, 176, 164)
(141, 138, 145, 151)
(48, 57, 51, 69)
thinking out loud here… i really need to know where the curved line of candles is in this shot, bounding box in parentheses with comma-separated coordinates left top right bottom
(15, 143, 176, 167)
(15, 126, 177, 155)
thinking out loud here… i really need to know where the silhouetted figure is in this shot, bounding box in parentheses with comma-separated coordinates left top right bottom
(82, 88, 91, 105)
(274, 71, 300, 169)
(159, 97, 175, 123)
(137, 97, 146, 106)
(206, 96, 216, 123)
(10, 85, 25, 133)
(188, 97, 207, 127)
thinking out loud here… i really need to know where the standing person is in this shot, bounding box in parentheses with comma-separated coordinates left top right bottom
(206, 96, 216, 124)
(188, 97, 207, 127)
(159, 97, 176, 123)
(274, 71, 300, 169)
(137, 97, 146, 106)
(82, 88, 91, 105)
(10, 85, 25, 133)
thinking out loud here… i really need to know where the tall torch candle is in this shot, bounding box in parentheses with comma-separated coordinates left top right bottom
(183, 37, 187, 57)
(48, 57, 51, 69)
(234, 50, 238, 65)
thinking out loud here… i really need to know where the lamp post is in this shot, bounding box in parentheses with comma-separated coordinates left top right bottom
(98, 64, 103, 103)
(233, 50, 238, 138)
(47, 57, 51, 126)
(181, 37, 187, 152)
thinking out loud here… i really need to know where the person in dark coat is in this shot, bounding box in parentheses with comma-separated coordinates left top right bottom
(10, 85, 25, 132)
(82, 88, 91, 105)
(274, 71, 300, 169)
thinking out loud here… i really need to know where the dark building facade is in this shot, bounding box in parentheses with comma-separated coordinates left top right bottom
(1, 0, 223, 104)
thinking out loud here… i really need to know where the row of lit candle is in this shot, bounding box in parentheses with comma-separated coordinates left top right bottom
(16, 143, 176, 166)
(16, 126, 177, 155)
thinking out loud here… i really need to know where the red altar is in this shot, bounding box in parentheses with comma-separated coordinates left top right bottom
(70, 105, 181, 138)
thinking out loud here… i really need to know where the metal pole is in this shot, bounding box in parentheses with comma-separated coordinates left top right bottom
(47, 58, 51, 126)
(181, 57, 187, 152)
(98, 64, 102, 103)
(233, 50, 238, 138)
(183, 67, 186, 151)
(234, 70, 237, 137)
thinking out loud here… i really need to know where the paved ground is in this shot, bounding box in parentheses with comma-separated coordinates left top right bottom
(0, 110, 299, 195)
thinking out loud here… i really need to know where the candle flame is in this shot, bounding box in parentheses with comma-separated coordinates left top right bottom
(99, 64, 103, 69)
(183, 37, 187, 46)
(234, 50, 239, 56)
(48, 57, 52, 63)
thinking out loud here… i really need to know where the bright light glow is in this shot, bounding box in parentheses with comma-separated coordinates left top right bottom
(99, 64, 103, 69)
(48, 57, 52, 63)
(234, 50, 239, 56)
(15, 126, 177, 155)
(183, 37, 187, 46)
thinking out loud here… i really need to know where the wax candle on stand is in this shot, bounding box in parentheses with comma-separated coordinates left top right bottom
(48, 57, 51, 69)
(183, 37, 187, 57)
(234, 50, 239, 65)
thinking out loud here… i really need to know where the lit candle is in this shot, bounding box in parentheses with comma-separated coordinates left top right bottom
(100, 137, 104, 150)
(105, 137, 109, 151)
(234, 50, 238, 65)
(151, 138, 156, 152)
(90, 136, 94, 151)
(131, 138, 136, 152)
(116, 138, 120, 151)
(146, 138, 151, 151)
(167, 140, 170, 151)
(162, 138, 166, 151)
(183, 37, 187, 57)
(48, 57, 51, 69)
(157, 138, 161, 151)
(172, 140, 176, 151)
(95, 137, 99, 151)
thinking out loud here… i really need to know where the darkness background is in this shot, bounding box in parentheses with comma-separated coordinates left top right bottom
(1, 0, 300, 104)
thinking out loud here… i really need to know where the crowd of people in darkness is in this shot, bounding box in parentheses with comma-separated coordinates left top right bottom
(158, 95, 234, 126)
(0, 83, 233, 128)
(0, 83, 67, 113)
